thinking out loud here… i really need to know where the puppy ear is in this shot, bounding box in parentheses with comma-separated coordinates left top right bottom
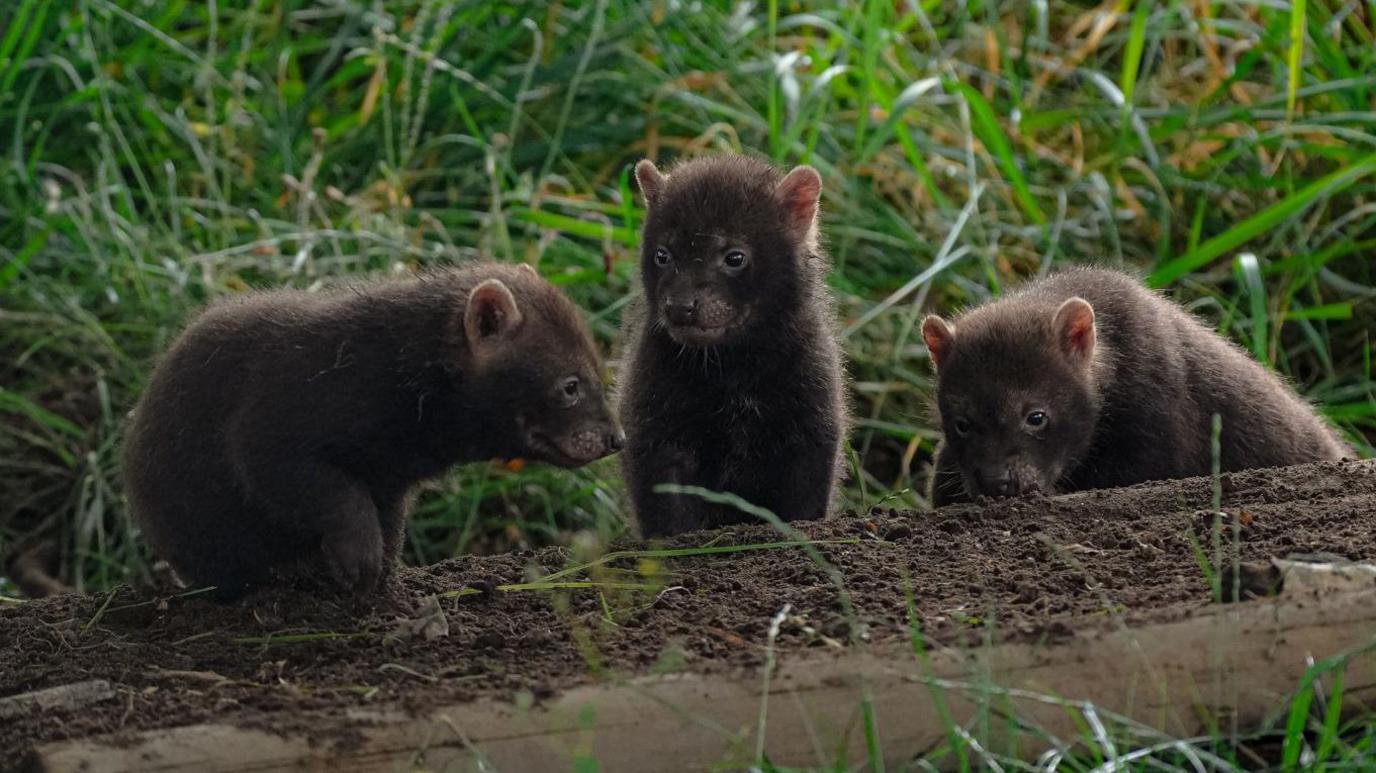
(465, 279, 522, 349)
(774, 165, 822, 240)
(1052, 297, 1096, 365)
(635, 160, 667, 207)
(921, 315, 956, 369)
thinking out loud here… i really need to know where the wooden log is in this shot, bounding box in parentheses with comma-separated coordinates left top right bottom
(28, 581, 1376, 772)
(0, 680, 114, 721)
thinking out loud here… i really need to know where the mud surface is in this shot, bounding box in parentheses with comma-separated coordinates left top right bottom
(3, 459, 1374, 768)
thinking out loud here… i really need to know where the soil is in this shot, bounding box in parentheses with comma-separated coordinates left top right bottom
(2, 459, 1374, 770)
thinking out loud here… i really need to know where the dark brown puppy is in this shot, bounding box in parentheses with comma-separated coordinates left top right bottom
(923, 267, 1348, 506)
(123, 263, 623, 597)
(619, 155, 847, 536)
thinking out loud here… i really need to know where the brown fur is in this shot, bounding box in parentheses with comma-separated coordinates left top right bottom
(618, 156, 848, 536)
(123, 263, 622, 597)
(924, 267, 1349, 505)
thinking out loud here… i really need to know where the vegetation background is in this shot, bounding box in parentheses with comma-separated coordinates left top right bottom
(2, 0, 1375, 767)
(2, 0, 1373, 591)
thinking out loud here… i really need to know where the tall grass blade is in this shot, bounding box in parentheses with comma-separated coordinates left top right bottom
(1287, 0, 1307, 120)
(755, 603, 790, 767)
(1235, 253, 1268, 363)
(1282, 672, 1318, 768)
(766, 0, 780, 159)
(1149, 152, 1376, 286)
(1315, 666, 1345, 764)
(861, 686, 884, 773)
(1119, 0, 1151, 109)
(948, 81, 1046, 225)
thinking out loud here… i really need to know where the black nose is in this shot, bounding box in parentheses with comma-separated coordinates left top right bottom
(982, 468, 1018, 497)
(607, 430, 626, 452)
(664, 298, 698, 326)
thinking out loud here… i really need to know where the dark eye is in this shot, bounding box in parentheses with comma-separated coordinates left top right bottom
(561, 377, 581, 405)
(723, 250, 748, 270)
(1025, 411, 1048, 429)
(953, 418, 971, 437)
(653, 247, 671, 267)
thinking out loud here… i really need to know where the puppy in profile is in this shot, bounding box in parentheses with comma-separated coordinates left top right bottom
(618, 155, 848, 536)
(124, 263, 624, 597)
(924, 267, 1349, 505)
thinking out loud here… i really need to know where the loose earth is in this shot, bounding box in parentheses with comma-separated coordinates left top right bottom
(2, 459, 1373, 769)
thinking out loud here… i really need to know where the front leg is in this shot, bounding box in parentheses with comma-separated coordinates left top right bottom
(928, 440, 970, 508)
(625, 442, 714, 538)
(738, 436, 839, 525)
(376, 490, 411, 581)
(231, 430, 384, 593)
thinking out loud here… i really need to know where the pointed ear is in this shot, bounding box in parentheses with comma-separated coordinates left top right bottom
(517, 263, 538, 277)
(635, 160, 666, 207)
(1053, 297, 1096, 365)
(774, 165, 822, 239)
(465, 279, 522, 348)
(921, 315, 955, 369)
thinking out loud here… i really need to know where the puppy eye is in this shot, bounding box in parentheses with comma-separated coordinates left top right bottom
(561, 377, 581, 404)
(953, 418, 971, 437)
(653, 247, 671, 267)
(1025, 411, 1048, 429)
(723, 250, 748, 270)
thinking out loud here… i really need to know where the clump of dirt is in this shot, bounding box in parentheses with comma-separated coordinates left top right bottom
(2, 459, 1373, 768)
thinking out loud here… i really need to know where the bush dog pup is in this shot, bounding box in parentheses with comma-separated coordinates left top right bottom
(124, 263, 623, 597)
(619, 156, 847, 536)
(923, 267, 1348, 505)
(919, 266, 1348, 506)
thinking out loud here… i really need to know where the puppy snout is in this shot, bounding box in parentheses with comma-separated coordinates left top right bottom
(980, 467, 1020, 497)
(606, 428, 626, 452)
(664, 297, 699, 326)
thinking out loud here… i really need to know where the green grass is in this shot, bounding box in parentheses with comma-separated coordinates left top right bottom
(3, 0, 1373, 590)
(1, 0, 1375, 765)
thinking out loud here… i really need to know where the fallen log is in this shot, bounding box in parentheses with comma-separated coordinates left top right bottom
(28, 579, 1376, 771)
(0, 681, 113, 721)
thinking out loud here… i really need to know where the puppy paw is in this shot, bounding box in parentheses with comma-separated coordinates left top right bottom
(322, 522, 385, 594)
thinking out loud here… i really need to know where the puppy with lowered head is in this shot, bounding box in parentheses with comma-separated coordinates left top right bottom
(923, 267, 1348, 505)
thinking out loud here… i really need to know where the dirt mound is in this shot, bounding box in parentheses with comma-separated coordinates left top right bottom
(3, 459, 1374, 769)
